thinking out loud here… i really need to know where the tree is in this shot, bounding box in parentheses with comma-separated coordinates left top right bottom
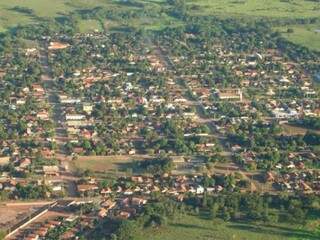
(115, 220, 137, 240)
(287, 28, 294, 33)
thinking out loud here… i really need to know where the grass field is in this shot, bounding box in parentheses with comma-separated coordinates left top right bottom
(188, 0, 320, 18)
(135, 214, 319, 240)
(0, 0, 320, 50)
(0, 0, 116, 32)
(282, 123, 320, 136)
(78, 19, 103, 33)
(275, 24, 320, 51)
(73, 155, 151, 173)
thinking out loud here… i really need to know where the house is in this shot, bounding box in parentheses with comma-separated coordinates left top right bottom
(48, 42, 70, 50)
(98, 208, 108, 218)
(37, 111, 49, 120)
(0, 156, 10, 166)
(196, 185, 205, 194)
(131, 197, 147, 206)
(101, 199, 116, 210)
(73, 147, 84, 154)
(118, 211, 131, 219)
(77, 184, 98, 193)
(131, 176, 143, 183)
(83, 103, 93, 113)
(60, 98, 81, 104)
(32, 84, 45, 94)
(41, 147, 54, 158)
(128, 149, 136, 155)
(25, 234, 39, 240)
(43, 166, 59, 176)
(81, 129, 93, 139)
(100, 187, 112, 195)
(265, 172, 275, 182)
(19, 157, 31, 168)
(66, 114, 86, 121)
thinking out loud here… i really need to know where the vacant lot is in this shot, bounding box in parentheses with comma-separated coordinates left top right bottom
(135, 214, 318, 240)
(73, 154, 151, 173)
(0, 203, 48, 230)
(282, 123, 320, 136)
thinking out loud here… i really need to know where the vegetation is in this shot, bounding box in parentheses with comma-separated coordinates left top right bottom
(135, 215, 316, 240)
(275, 24, 320, 51)
(0, 0, 320, 50)
(102, 193, 320, 240)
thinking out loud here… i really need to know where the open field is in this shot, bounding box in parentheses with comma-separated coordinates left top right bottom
(73, 154, 151, 173)
(0, 1, 320, 50)
(275, 24, 320, 51)
(78, 19, 103, 33)
(282, 123, 320, 136)
(0, 203, 47, 229)
(0, 0, 174, 32)
(188, 0, 320, 18)
(135, 214, 319, 240)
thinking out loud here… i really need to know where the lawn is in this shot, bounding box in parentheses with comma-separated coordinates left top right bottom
(135, 214, 318, 240)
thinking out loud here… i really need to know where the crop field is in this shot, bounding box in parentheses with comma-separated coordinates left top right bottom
(135, 214, 319, 240)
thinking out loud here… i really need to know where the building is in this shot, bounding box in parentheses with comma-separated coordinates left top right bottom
(65, 114, 86, 121)
(217, 88, 243, 101)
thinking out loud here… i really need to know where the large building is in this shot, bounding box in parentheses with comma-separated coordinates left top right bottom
(217, 88, 243, 101)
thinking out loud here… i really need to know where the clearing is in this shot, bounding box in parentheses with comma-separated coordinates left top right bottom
(135, 214, 319, 240)
(274, 24, 320, 51)
(73, 154, 151, 173)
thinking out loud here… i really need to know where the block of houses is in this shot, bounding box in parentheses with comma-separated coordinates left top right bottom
(216, 88, 243, 101)
(66, 114, 86, 121)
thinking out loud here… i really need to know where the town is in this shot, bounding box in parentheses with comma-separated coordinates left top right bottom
(0, 1, 320, 239)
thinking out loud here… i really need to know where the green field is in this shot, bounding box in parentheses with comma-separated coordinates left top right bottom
(275, 24, 320, 51)
(73, 155, 151, 174)
(1, 0, 320, 50)
(188, 0, 320, 18)
(78, 19, 103, 33)
(135, 214, 319, 240)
